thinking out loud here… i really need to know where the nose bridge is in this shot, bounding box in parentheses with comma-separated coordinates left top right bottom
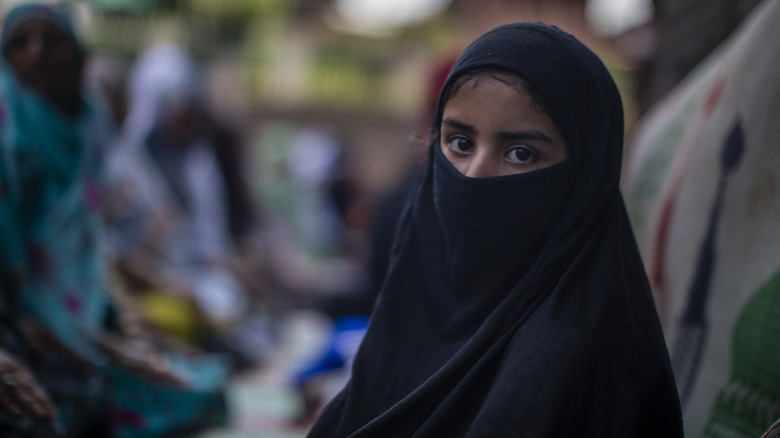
(26, 30, 45, 57)
(464, 143, 496, 178)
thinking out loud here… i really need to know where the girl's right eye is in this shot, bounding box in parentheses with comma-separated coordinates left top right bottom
(446, 136, 474, 154)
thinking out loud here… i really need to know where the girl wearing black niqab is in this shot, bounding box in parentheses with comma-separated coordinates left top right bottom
(307, 22, 683, 437)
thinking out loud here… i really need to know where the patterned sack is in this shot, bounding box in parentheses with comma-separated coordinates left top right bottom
(623, 1, 780, 437)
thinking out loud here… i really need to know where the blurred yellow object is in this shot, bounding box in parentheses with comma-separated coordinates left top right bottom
(137, 290, 203, 343)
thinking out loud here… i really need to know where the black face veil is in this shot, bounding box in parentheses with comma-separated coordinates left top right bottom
(308, 23, 682, 438)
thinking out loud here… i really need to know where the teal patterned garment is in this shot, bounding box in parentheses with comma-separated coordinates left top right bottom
(0, 57, 229, 437)
(0, 59, 111, 363)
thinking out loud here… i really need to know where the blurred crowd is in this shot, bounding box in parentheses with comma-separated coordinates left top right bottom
(0, 1, 778, 438)
(0, 2, 424, 436)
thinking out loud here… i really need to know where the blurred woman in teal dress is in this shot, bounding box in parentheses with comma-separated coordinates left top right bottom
(0, 3, 229, 437)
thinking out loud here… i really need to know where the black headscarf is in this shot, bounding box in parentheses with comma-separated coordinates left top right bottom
(308, 23, 682, 437)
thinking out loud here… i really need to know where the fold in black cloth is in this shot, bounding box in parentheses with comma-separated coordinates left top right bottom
(308, 22, 683, 437)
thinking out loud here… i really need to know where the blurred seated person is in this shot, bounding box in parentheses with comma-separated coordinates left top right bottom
(0, 4, 230, 437)
(1, 273, 108, 438)
(104, 44, 273, 366)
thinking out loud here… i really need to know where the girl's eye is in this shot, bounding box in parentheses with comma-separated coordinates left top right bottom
(8, 34, 30, 51)
(506, 146, 535, 164)
(447, 136, 474, 154)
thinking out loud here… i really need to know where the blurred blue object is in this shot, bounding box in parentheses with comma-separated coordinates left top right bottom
(295, 316, 369, 386)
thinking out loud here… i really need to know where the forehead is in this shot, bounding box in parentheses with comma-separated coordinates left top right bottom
(8, 18, 68, 37)
(448, 70, 530, 103)
(444, 76, 543, 121)
(444, 69, 553, 118)
(441, 75, 565, 144)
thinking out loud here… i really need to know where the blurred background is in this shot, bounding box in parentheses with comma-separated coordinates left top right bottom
(2, 0, 762, 190)
(0, 0, 768, 437)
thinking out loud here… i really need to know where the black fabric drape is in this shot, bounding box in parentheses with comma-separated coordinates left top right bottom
(308, 22, 683, 437)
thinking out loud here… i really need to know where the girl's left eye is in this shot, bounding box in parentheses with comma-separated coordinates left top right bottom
(506, 146, 535, 164)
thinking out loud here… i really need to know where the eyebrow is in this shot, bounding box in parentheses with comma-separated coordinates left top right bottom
(441, 118, 476, 134)
(441, 117, 556, 144)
